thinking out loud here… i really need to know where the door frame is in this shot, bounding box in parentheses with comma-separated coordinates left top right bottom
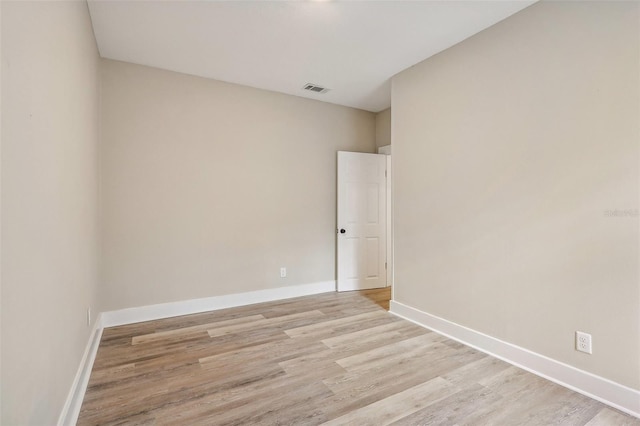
(377, 145, 392, 288)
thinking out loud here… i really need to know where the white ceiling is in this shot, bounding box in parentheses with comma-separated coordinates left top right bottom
(87, 1, 535, 113)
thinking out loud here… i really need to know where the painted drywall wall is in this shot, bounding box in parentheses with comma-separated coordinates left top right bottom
(100, 59, 375, 311)
(1, 1, 100, 424)
(393, 1, 639, 390)
(375, 108, 391, 148)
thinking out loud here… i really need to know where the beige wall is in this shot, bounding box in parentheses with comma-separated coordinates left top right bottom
(375, 108, 391, 148)
(393, 1, 639, 390)
(100, 59, 375, 311)
(1, 1, 100, 424)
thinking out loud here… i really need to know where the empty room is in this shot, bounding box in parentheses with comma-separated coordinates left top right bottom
(1, 0, 639, 425)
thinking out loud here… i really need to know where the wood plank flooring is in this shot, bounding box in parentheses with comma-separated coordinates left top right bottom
(78, 290, 639, 425)
(357, 287, 391, 310)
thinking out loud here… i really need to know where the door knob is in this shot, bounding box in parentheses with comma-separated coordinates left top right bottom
(340, 229, 346, 234)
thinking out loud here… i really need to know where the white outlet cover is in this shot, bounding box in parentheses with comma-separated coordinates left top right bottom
(576, 331, 592, 354)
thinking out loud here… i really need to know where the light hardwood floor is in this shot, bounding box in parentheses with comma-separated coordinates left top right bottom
(78, 290, 639, 425)
(357, 287, 391, 310)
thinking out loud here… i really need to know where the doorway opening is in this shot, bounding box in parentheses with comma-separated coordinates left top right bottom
(336, 147, 392, 305)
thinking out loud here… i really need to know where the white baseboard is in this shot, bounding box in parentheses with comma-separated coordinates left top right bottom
(57, 314, 104, 426)
(390, 300, 640, 419)
(101, 280, 336, 328)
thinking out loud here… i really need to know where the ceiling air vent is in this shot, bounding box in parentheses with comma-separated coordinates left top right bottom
(303, 83, 330, 94)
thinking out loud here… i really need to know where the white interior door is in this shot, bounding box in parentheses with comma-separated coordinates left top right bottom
(337, 151, 387, 291)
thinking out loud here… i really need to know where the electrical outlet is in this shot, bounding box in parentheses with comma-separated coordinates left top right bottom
(87, 307, 91, 326)
(280, 267, 287, 278)
(576, 331, 592, 354)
